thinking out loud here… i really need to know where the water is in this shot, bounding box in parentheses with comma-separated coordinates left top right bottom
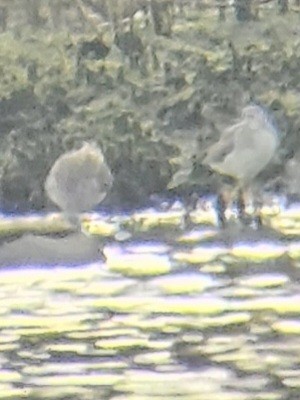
(0, 201, 300, 399)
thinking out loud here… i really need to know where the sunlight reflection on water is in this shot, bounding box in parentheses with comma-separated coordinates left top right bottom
(0, 199, 300, 399)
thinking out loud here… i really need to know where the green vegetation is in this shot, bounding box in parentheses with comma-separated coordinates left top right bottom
(0, 1, 298, 211)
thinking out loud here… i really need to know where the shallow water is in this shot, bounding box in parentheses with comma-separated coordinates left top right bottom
(1, 200, 300, 399)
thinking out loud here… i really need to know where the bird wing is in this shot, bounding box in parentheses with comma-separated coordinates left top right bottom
(203, 121, 242, 165)
(234, 120, 258, 151)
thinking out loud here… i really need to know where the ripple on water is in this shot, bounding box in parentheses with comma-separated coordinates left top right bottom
(0, 201, 300, 399)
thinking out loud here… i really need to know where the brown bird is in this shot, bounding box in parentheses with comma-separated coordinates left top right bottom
(45, 142, 113, 226)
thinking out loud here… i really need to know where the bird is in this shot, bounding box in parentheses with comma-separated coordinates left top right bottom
(203, 104, 281, 226)
(45, 142, 113, 226)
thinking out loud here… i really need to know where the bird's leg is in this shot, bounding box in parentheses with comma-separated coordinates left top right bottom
(216, 192, 226, 228)
(216, 188, 231, 228)
(254, 210, 263, 229)
(182, 192, 198, 230)
(237, 186, 263, 228)
(252, 187, 263, 229)
(65, 212, 81, 231)
(237, 186, 247, 223)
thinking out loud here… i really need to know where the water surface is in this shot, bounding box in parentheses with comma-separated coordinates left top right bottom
(0, 201, 300, 399)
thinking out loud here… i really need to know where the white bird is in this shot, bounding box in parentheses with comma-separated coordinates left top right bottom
(203, 104, 280, 225)
(45, 142, 113, 225)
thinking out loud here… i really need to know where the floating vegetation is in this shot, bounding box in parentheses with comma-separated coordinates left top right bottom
(229, 242, 286, 263)
(106, 251, 172, 277)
